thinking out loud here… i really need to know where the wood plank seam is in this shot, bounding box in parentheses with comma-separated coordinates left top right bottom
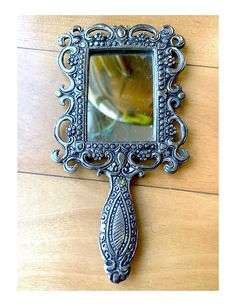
(17, 46, 219, 69)
(17, 44, 218, 194)
(17, 15, 218, 291)
(17, 172, 218, 290)
(17, 170, 219, 196)
(17, 15, 218, 68)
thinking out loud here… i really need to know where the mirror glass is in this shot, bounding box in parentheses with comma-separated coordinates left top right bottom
(87, 50, 154, 142)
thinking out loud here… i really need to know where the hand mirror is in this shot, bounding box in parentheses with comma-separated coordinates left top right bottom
(52, 23, 189, 284)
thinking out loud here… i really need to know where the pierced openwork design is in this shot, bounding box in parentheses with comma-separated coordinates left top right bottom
(51, 23, 189, 284)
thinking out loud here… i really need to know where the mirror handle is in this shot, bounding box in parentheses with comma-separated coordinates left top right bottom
(99, 174, 138, 283)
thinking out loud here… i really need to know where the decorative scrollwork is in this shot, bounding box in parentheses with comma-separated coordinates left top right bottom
(52, 24, 189, 283)
(85, 23, 115, 41)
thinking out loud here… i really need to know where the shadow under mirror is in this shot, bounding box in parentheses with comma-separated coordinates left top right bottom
(87, 49, 155, 142)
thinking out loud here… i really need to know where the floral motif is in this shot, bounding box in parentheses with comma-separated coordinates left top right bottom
(94, 32, 106, 41)
(161, 25, 173, 36)
(90, 149, 105, 161)
(165, 123, 177, 137)
(137, 149, 152, 161)
(66, 124, 76, 137)
(67, 55, 79, 66)
(138, 32, 148, 41)
(164, 54, 176, 67)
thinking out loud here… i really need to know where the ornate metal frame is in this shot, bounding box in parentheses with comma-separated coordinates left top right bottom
(51, 23, 189, 284)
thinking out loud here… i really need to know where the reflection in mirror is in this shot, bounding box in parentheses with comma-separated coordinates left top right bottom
(87, 50, 154, 142)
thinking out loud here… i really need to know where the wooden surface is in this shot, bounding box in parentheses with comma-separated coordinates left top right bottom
(17, 15, 218, 290)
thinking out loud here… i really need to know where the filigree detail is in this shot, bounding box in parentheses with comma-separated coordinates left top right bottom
(100, 174, 137, 283)
(52, 24, 189, 283)
(52, 24, 189, 174)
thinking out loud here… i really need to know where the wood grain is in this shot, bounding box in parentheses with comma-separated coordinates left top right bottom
(17, 15, 218, 291)
(17, 48, 218, 194)
(17, 15, 218, 67)
(17, 173, 218, 290)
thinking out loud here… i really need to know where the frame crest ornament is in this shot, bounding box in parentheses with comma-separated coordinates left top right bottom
(51, 23, 189, 283)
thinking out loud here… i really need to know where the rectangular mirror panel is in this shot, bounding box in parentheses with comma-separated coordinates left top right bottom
(87, 50, 154, 142)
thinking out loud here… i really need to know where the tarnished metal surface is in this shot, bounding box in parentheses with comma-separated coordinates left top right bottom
(52, 24, 189, 283)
